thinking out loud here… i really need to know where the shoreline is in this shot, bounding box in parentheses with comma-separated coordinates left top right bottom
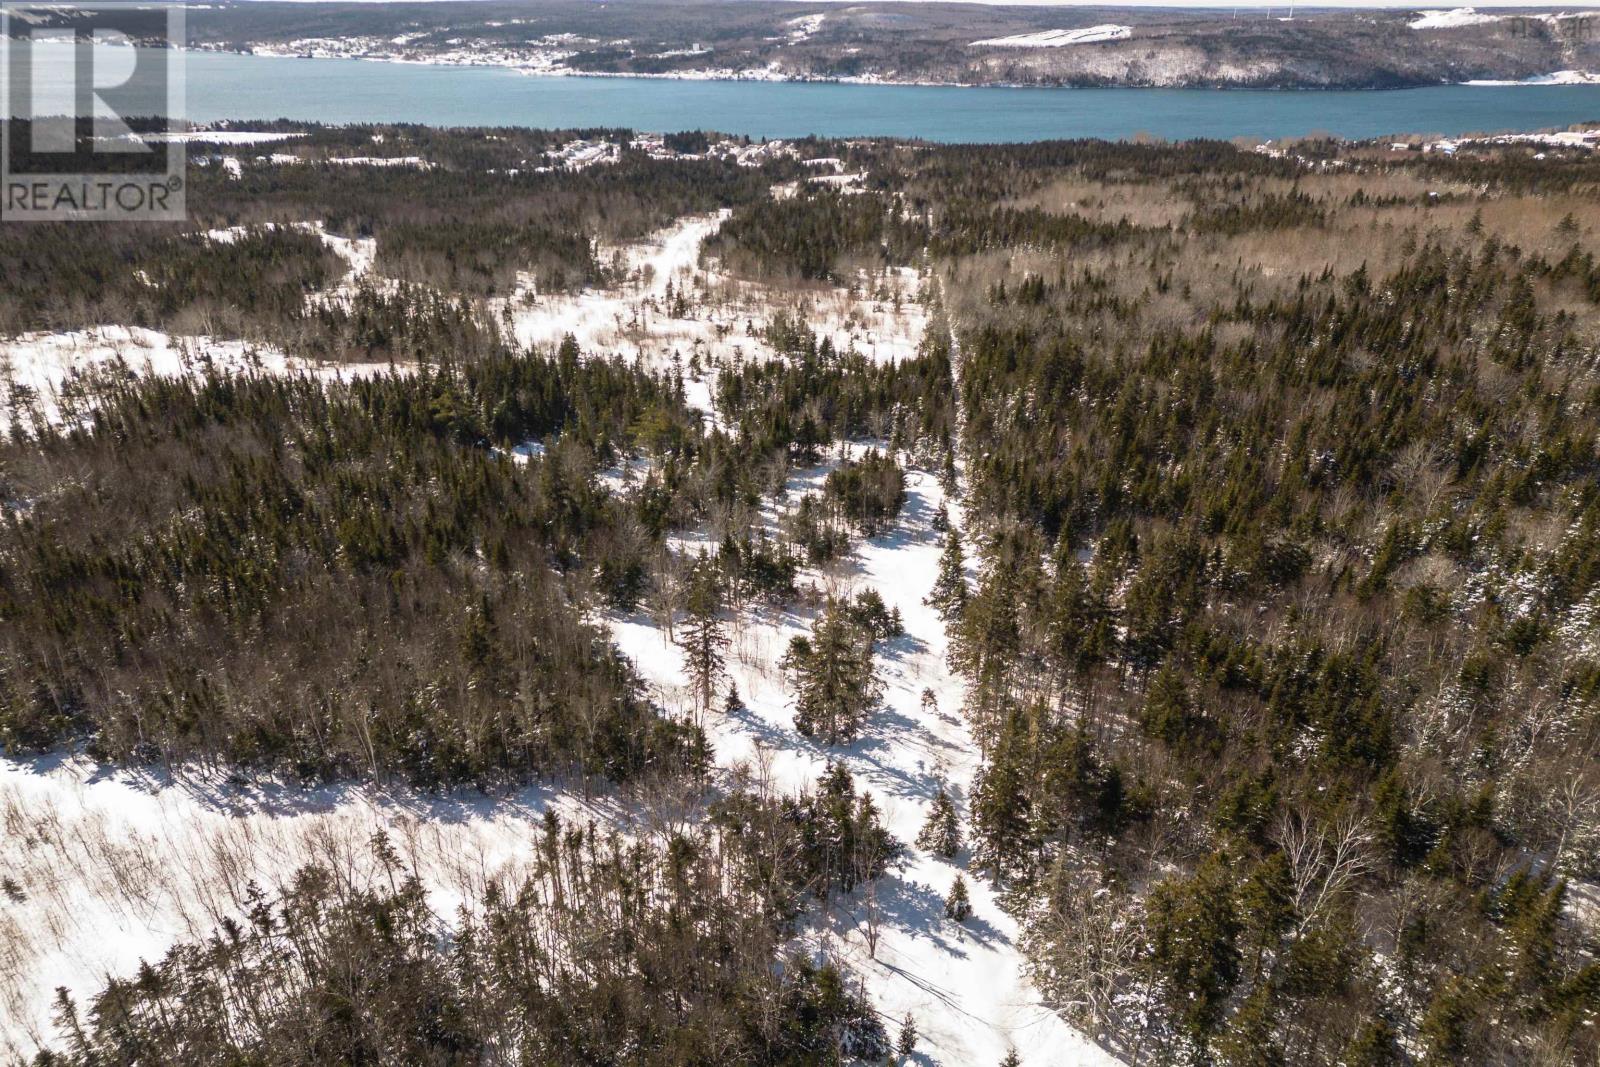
(186, 44, 1600, 93)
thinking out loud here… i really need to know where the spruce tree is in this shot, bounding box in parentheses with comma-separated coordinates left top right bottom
(940, 446, 959, 497)
(1147, 856, 1243, 1050)
(1344, 1018, 1403, 1067)
(1046, 543, 1114, 684)
(928, 527, 969, 619)
(945, 874, 973, 922)
(916, 785, 962, 859)
(971, 708, 1037, 881)
(897, 1013, 919, 1059)
(783, 600, 882, 744)
(679, 552, 729, 717)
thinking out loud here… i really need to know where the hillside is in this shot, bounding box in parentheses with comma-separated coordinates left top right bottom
(159, 1, 1600, 88)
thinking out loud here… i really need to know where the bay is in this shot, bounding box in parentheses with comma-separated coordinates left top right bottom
(14, 46, 1600, 142)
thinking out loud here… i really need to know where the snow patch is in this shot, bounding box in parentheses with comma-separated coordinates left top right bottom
(788, 13, 827, 42)
(1408, 8, 1502, 29)
(326, 154, 434, 168)
(972, 25, 1132, 48)
(1465, 69, 1600, 86)
(502, 212, 927, 378)
(137, 129, 307, 145)
(1412, 7, 1598, 30)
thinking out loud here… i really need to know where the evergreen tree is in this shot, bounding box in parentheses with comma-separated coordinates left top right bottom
(1419, 977, 1476, 1065)
(1214, 987, 1283, 1067)
(783, 600, 882, 744)
(945, 874, 973, 921)
(916, 785, 962, 858)
(786, 762, 902, 894)
(971, 707, 1037, 880)
(928, 527, 969, 619)
(1147, 856, 1243, 1051)
(679, 552, 729, 717)
(896, 1013, 919, 1060)
(1046, 544, 1115, 685)
(1344, 1018, 1404, 1067)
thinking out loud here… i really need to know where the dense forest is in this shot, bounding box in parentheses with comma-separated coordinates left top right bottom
(898, 138, 1600, 1065)
(7, 121, 1600, 1064)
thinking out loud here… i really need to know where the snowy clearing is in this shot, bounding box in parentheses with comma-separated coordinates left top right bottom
(0, 459, 1122, 1066)
(789, 12, 827, 42)
(138, 130, 307, 145)
(607, 461, 1120, 1067)
(325, 154, 435, 168)
(1408, 7, 1503, 29)
(1411, 7, 1597, 30)
(199, 219, 377, 282)
(971, 26, 1132, 48)
(504, 212, 929, 388)
(0, 206, 1113, 1064)
(0, 221, 384, 433)
(0, 327, 394, 434)
(0, 756, 625, 1061)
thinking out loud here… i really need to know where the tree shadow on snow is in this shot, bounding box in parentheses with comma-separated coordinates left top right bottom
(862, 871, 1007, 952)
(0, 748, 646, 832)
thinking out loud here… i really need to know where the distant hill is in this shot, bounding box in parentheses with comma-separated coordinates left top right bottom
(164, 1, 1600, 88)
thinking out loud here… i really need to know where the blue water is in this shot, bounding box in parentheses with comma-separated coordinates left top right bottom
(24, 47, 1600, 142)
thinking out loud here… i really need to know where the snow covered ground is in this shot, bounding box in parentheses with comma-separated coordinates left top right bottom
(0, 223, 385, 434)
(140, 130, 307, 146)
(1410, 7, 1598, 30)
(788, 12, 828, 42)
(201, 219, 378, 284)
(972, 26, 1133, 48)
(1408, 7, 1504, 29)
(0, 458, 1118, 1065)
(0, 327, 392, 435)
(0, 756, 622, 1061)
(607, 458, 1119, 1066)
(504, 212, 929, 396)
(1416, 128, 1600, 155)
(1464, 70, 1600, 86)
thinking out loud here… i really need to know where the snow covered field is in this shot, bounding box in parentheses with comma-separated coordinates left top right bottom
(1464, 70, 1600, 86)
(0, 759, 621, 1060)
(1408, 7, 1505, 29)
(1410, 7, 1598, 30)
(0, 461, 1117, 1066)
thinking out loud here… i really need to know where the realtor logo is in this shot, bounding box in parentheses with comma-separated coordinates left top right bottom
(1, 2, 186, 222)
